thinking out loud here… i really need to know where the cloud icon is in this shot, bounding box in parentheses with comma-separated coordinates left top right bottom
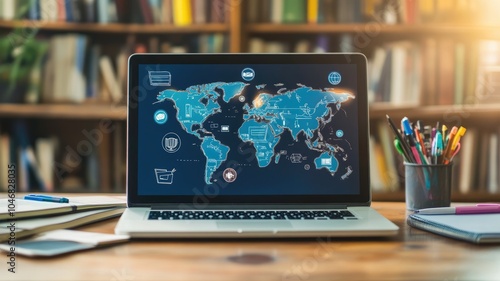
(154, 110, 168, 124)
(156, 113, 166, 121)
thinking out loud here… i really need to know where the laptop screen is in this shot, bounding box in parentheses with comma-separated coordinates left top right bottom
(128, 54, 370, 205)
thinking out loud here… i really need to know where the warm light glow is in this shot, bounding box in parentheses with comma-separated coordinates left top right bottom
(253, 96, 264, 108)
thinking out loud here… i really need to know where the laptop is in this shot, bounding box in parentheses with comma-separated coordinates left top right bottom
(115, 53, 399, 238)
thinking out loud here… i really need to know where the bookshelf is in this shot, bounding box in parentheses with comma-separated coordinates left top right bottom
(245, 23, 500, 37)
(1, 0, 499, 201)
(0, 21, 230, 34)
(0, 104, 126, 120)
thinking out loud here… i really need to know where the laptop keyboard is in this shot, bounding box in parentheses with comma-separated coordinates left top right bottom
(148, 210, 356, 220)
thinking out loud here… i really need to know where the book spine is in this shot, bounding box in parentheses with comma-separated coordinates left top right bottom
(173, 0, 192, 26)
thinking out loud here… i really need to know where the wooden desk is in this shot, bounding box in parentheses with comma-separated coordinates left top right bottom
(8, 202, 500, 281)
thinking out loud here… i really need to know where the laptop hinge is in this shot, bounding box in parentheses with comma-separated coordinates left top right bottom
(150, 204, 350, 210)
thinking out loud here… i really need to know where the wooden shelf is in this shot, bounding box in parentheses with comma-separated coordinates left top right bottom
(0, 20, 229, 34)
(0, 104, 126, 120)
(245, 23, 500, 37)
(369, 103, 500, 120)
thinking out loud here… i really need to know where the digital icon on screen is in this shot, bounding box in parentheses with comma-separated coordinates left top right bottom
(238, 95, 246, 102)
(290, 153, 303, 164)
(155, 168, 176, 184)
(154, 110, 168, 124)
(241, 68, 255, 81)
(328, 71, 341, 85)
(161, 132, 181, 153)
(341, 166, 353, 180)
(321, 157, 333, 166)
(148, 71, 171, 86)
(221, 125, 230, 132)
(223, 168, 237, 183)
(336, 129, 344, 138)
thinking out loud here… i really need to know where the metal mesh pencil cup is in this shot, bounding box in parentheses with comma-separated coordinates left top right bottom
(404, 163, 452, 211)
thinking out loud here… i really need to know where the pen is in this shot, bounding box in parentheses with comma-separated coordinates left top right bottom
(406, 134, 422, 164)
(416, 204, 500, 215)
(433, 131, 443, 164)
(442, 126, 458, 164)
(414, 125, 427, 157)
(450, 126, 466, 152)
(393, 139, 409, 161)
(402, 117, 422, 164)
(442, 124, 448, 143)
(423, 125, 432, 157)
(401, 117, 414, 138)
(386, 115, 415, 163)
(413, 125, 428, 164)
(24, 194, 69, 203)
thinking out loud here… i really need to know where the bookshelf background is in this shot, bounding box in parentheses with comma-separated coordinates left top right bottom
(1, 0, 500, 201)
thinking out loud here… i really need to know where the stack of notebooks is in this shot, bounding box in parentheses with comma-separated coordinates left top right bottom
(0, 195, 126, 242)
(408, 211, 500, 244)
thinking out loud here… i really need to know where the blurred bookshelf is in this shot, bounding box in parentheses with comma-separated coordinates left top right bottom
(0, 21, 230, 34)
(0, 104, 126, 120)
(1, 0, 500, 201)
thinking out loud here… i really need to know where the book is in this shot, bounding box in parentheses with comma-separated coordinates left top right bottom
(210, 0, 226, 23)
(140, 0, 154, 24)
(487, 133, 498, 194)
(28, 0, 40, 20)
(43, 35, 88, 103)
(0, 208, 124, 242)
(99, 55, 122, 103)
(13, 121, 47, 192)
(307, 0, 318, 23)
(40, 0, 58, 21)
(2, 0, 16, 20)
(369, 136, 385, 192)
(97, 0, 109, 23)
(271, 0, 283, 23)
(282, 0, 305, 23)
(408, 213, 500, 243)
(0, 130, 10, 192)
(35, 137, 57, 192)
(0, 195, 125, 221)
(161, 0, 172, 24)
(437, 38, 455, 105)
(0, 229, 130, 257)
(458, 128, 477, 194)
(454, 43, 465, 104)
(172, 0, 192, 26)
(0, 229, 129, 257)
(57, 0, 66, 21)
(192, 0, 207, 24)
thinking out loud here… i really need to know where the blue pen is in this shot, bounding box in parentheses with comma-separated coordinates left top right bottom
(24, 194, 69, 203)
(401, 117, 415, 138)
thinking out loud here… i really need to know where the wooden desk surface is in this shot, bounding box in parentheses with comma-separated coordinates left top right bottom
(7, 202, 500, 281)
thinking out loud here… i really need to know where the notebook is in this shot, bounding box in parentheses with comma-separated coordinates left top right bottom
(0, 208, 124, 242)
(0, 229, 129, 257)
(408, 213, 500, 243)
(115, 53, 399, 238)
(0, 196, 126, 220)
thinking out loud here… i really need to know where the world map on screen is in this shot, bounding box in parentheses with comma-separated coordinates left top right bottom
(156, 82, 355, 185)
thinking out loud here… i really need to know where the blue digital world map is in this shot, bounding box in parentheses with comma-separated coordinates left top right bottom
(156, 82, 355, 185)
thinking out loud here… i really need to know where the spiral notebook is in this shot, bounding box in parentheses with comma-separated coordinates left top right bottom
(407, 213, 500, 244)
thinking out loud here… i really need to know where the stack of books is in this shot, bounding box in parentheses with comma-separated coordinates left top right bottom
(0, 195, 126, 242)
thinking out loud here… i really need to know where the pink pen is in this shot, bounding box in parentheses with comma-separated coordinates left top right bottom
(416, 204, 500, 215)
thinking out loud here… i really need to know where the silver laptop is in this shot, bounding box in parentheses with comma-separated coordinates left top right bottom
(115, 53, 399, 238)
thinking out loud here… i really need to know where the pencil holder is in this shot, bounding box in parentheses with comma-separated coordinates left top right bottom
(404, 163, 452, 211)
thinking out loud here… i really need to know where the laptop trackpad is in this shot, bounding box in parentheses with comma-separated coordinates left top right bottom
(217, 221, 293, 231)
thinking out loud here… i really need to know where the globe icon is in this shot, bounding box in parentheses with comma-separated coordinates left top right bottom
(328, 72, 341, 85)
